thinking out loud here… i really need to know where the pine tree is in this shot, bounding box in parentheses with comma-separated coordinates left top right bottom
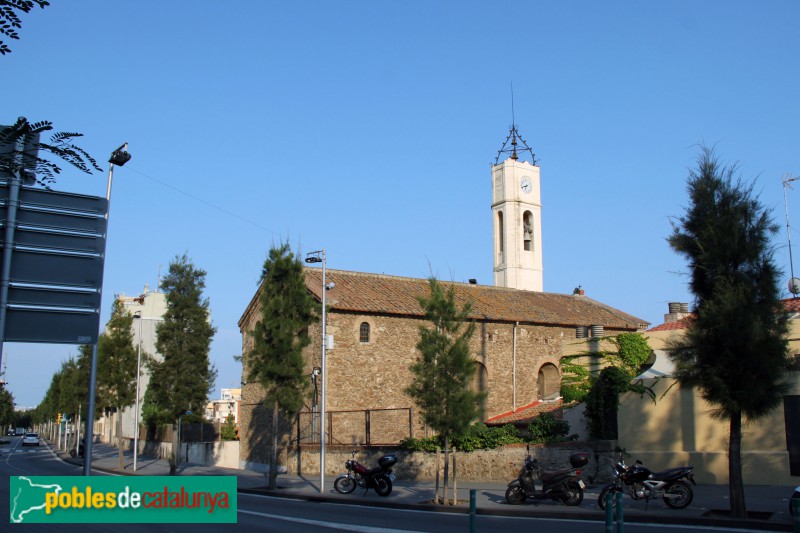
(245, 243, 317, 490)
(97, 298, 139, 469)
(668, 147, 791, 518)
(406, 277, 484, 504)
(149, 253, 217, 474)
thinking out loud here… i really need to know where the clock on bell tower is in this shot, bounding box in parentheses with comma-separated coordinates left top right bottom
(491, 124, 543, 292)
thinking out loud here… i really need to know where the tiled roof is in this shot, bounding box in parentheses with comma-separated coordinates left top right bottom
(647, 314, 696, 332)
(485, 400, 543, 424)
(647, 298, 800, 332)
(303, 268, 648, 329)
(484, 399, 562, 425)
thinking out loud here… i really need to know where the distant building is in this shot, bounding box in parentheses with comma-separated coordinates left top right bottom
(206, 388, 241, 424)
(95, 285, 166, 444)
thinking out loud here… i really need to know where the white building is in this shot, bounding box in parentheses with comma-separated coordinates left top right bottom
(205, 388, 241, 424)
(98, 285, 166, 443)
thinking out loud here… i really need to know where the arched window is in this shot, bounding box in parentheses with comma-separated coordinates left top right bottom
(537, 363, 560, 400)
(497, 211, 505, 262)
(359, 322, 370, 343)
(523, 211, 533, 252)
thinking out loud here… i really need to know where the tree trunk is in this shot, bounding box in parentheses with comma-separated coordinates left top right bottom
(729, 411, 747, 518)
(434, 446, 441, 504)
(452, 447, 457, 505)
(117, 409, 124, 470)
(443, 435, 450, 505)
(169, 421, 177, 476)
(268, 400, 279, 490)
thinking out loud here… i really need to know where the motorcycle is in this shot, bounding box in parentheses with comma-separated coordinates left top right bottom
(790, 486, 800, 516)
(505, 446, 588, 506)
(597, 454, 696, 510)
(333, 451, 398, 497)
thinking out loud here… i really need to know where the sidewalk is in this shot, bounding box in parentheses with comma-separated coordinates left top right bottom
(52, 439, 796, 531)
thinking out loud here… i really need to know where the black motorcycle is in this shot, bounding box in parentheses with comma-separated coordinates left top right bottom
(505, 446, 588, 506)
(333, 451, 398, 497)
(597, 454, 695, 510)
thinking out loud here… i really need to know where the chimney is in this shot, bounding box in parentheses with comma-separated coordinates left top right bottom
(664, 302, 690, 324)
(573, 286, 585, 296)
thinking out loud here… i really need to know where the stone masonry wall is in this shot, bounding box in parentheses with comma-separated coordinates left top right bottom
(238, 300, 629, 468)
(290, 441, 618, 484)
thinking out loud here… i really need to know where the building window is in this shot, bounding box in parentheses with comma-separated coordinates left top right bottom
(523, 211, 533, 252)
(537, 363, 560, 400)
(359, 322, 370, 343)
(497, 211, 504, 263)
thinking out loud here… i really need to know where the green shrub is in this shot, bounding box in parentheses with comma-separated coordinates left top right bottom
(399, 423, 523, 452)
(398, 435, 440, 452)
(220, 413, 238, 441)
(526, 412, 573, 443)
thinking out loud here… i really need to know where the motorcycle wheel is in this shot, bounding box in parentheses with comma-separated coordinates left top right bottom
(562, 481, 584, 506)
(663, 480, 693, 509)
(505, 486, 526, 505)
(597, 486, 619, 510)
(374, 476, 392, 497)
(333, 475, 357, 494)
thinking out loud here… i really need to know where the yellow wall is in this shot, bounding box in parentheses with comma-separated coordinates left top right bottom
(616, 319, 800, 485)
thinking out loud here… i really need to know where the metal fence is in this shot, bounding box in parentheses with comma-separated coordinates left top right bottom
(296, 407, 414, 446)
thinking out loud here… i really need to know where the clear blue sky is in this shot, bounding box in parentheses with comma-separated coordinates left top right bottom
(2, 1, 799, 408)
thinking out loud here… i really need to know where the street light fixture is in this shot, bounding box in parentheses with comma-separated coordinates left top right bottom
(132, 312, 143, 471)
(305, 249, 327, 494)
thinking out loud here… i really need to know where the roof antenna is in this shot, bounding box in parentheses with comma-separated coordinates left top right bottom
(495, 83, 537, 165)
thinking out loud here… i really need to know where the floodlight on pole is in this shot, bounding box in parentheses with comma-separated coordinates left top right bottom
(83, 142, 131, 476)
(782, 174, 800, 296)
(305, 249, 327, 494)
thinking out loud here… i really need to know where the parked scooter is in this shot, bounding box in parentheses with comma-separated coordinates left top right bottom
(333, 451, 398, 497)
(597, 454, 696, 510)
(505, 445, 587, 506)
(790, 486, 800, 516)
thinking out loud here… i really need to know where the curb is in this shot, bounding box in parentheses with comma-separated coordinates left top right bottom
(48, 444, 794, 532)
(237, 487, 794, 531)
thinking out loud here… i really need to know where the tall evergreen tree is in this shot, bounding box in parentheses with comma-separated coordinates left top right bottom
(668, 147, 791, 518)
(406, 277, 484, 504)
(97, 299, 139, 470)
(0, 386, 14, 432)
(149, 253, 217, 474)
(246, 243, 317, 490)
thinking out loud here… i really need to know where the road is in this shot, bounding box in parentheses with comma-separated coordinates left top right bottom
(0, 437, 776, 532)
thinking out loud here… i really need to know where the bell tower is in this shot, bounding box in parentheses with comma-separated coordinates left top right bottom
(492, 123, 543, 291)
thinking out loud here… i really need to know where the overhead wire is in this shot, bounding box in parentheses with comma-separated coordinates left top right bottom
(124, 165, 283, 238)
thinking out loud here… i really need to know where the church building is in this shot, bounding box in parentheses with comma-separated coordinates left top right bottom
(237, 125, 647, 472)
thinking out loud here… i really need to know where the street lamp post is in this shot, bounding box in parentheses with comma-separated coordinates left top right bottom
(305, 250, 327, 494)
(84, 143, 131, 476)
(783, 174, 800, 295)
(132, 312, 143, 471)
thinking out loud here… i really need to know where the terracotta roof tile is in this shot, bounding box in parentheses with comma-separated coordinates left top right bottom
(647, 298, 800, 332)
(485, 400, 544, 424)
(303, 268, 648, 329)
(647, 314, 696, 332)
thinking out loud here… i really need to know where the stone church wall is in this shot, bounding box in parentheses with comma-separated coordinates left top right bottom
(238, 300, 629, 471)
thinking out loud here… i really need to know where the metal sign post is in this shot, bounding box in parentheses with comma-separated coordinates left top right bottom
(0, 132, 130, 476)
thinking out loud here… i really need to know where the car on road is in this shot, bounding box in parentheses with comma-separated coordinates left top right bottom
(21, 432, 40, 446)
